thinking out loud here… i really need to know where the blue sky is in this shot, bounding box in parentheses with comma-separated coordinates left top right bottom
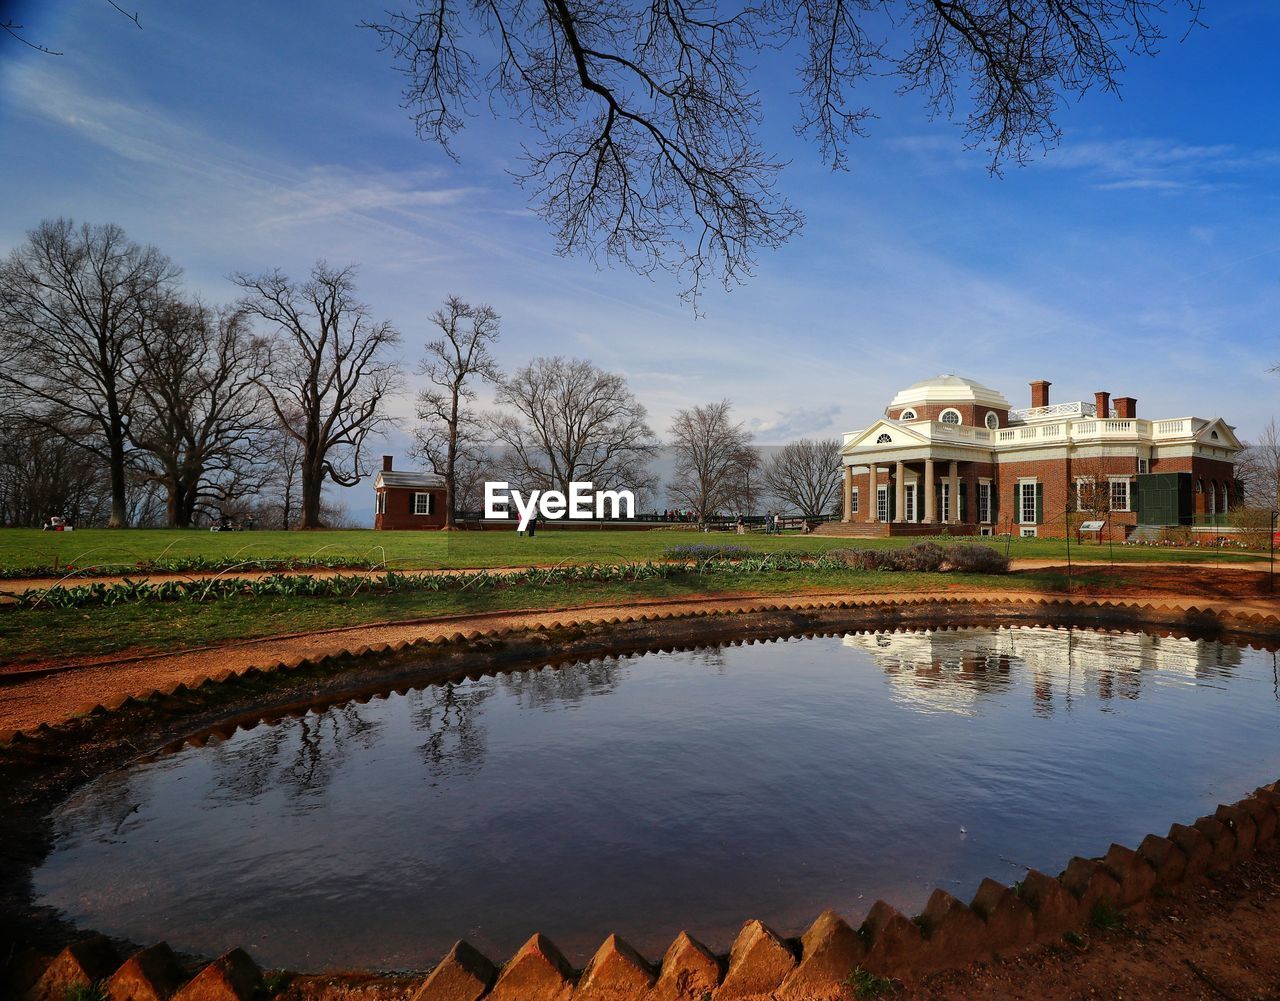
(2, 1, 1278, 519)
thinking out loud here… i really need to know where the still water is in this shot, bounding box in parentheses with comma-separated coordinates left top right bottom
(33, 625, 1280, 971)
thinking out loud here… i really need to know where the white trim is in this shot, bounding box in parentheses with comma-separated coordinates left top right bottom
(984, 411, 999, 430)
(1108, 476, 1131, 513)
(939, 408, 963, 426)
(899, 408, 917, 421)
(413, 491, 435, 516)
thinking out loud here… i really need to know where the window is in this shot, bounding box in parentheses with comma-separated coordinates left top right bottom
(1109, 478, 1130, 512)
(940, 482, 950, 522)
(1138, 458, 1149, 475)
(985, 412, 999, 430)
(900, 409, 917, 420)
(978, 482, 991, 523)
(1211, 430, 1220, 440)
(904, 485, 916, 522)
(1020, 482, 1037, 524)
(876, 433, 892, 444)
(1074, 476, 1097, 511)
(1020, 526, 1038, 538)
(413, 492, 434, 515)
(939, 409, 962, 425)
(376, 491, 387, 515)
(851, 488, 859, 514)
(877, 486, 889, 521)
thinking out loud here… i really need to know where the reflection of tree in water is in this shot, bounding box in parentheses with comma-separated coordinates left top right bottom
(207, 702, 386, 803)
(497, 658, 624, 709)
(57, 769, 149, 842)
(409, 679, 495, 779)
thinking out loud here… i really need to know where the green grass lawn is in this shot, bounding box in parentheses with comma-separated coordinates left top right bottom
(0, 566, 1097, 666)
(0, 526, 1263, 575)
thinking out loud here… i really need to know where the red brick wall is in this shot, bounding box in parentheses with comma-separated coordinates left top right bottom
(374, 487, 447, 529)
(886, 404, 1009, 428)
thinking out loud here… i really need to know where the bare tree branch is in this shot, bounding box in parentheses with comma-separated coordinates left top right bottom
(369, 0, 1202, 296)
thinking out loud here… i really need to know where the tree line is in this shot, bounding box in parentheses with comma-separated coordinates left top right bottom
(0, 219, 844, 529)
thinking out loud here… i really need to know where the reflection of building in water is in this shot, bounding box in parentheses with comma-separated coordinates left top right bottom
(842, 626, 1245, 716)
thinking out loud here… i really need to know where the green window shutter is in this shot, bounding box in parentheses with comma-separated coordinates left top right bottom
(1035, 483, 1044, 524)
(959, 483, 967, 522)
(1012, 483, 1020, 523)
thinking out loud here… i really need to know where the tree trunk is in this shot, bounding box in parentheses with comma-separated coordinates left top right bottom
(107, 432, 129, 529)
(299, 461, 324, 529)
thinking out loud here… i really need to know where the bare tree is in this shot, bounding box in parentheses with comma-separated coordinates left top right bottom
(234, 263, 402, 529)
(727, 446, 765, 517)
(367, 0, 1201, 297)
(0, 400, 111, 527)
(490, 356, 657, 496)
(668, 400, 756, 522)
(1235, 418, 1280, 512)
(0, 219, 179, 527)
(128, 299, 272, 527)
(764, 437, 842, 517)
(414, 296, 502, 528)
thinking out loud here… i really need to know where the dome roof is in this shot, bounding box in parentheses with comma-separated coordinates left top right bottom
(888, 374, 1010, 411)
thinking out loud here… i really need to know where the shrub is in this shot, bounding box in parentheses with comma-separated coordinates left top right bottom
(943, 544, 1010, 574)
(895, 541, 947, 572)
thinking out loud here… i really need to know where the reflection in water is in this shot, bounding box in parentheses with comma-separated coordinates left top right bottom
(33, 627, 1280, 972)
(845, 626, 1245, 717)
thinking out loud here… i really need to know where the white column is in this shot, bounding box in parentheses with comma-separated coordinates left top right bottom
(894, 461, 906, 523)
(842, 465, 853, 522)
(868, 466, 878, 523)
(923, 459, 936, 524)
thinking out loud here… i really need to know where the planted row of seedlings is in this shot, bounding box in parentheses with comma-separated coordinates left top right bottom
(7, 545, 1011, 610)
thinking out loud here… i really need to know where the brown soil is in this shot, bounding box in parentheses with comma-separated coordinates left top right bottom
(909, 840, 1280, 1000)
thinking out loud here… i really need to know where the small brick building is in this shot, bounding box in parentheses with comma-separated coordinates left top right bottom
(835, 375, 1242, 541)
(373, 456, 447, 530)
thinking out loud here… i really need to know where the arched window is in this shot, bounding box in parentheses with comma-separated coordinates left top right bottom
(876, 433, 892, 444)
(984, 411, 999, 430)
(939, 408, 962, 425)
(899, 409, 916, 421)
(1210, 430, 1220, 440)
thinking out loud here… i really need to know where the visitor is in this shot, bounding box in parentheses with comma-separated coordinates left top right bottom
(528, 514, 537, 538)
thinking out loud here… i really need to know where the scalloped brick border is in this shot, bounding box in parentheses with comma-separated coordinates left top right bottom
(13, 784, 1280, 1001)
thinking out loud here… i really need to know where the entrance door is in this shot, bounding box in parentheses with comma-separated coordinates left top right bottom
(904, 484, 916, 523)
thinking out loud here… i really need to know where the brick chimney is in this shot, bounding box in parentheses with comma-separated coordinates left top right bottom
(382, 455, 394, 472)
(1030, 380, 1051, 408)
(1114, 397, 1137, 419)
(1094, 391, 1111, 418)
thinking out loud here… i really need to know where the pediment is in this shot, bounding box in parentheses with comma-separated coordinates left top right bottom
(1194, 418, 1242, 451)
(842, 419, 931, 452)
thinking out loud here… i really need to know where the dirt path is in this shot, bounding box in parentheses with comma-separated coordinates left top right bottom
(4, 583, 1280, 737)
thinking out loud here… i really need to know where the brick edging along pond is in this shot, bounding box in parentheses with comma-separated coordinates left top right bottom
(18, 784, 1280, 1001)
(8, 594, 1280, 1001)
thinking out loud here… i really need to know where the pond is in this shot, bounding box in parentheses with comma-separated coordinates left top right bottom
(33, 624, 1280, 971)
